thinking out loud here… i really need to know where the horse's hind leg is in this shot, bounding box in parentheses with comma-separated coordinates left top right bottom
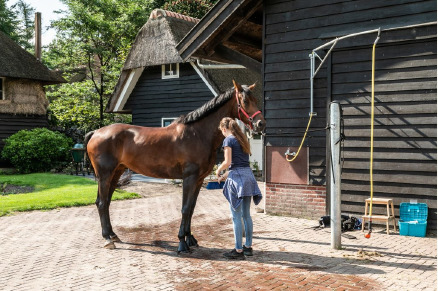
(95, 165, 125, 249)
(107, 167, 126, 243)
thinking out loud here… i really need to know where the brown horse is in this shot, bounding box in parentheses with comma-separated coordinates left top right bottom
(85, 80, 265, 252)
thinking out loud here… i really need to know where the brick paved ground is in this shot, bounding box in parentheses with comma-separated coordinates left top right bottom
(0, 182, 436, 290)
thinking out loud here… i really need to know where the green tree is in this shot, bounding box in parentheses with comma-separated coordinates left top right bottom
(43, 0, 216, 133)
(0, 0, 34, 50)
(0, 0, 18, 38)
(46, 0, 159, 130)
(11, 0, 35, 50)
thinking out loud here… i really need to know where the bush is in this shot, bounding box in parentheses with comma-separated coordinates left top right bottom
(1, 128, 73, 173)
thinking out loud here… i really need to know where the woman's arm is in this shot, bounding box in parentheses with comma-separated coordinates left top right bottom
(216, 146, 232, 182)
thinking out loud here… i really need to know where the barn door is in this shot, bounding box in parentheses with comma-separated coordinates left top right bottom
(330, 36, 437, 225)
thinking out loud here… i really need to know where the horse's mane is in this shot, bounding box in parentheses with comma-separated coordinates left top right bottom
(175, 87, 234, 124)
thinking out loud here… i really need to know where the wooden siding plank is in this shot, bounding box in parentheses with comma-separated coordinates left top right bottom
(266, 0, 426, 22)
(265, 88, 326, 100)
(332, 54, 436, 74)
(343, 127, 436, 138)
(332, 79, 436, 94)
(342, 150, 436, 161)
(341, 171, 436, 185)
(343, 160, 436, 172)
(341, 180, 437, 196)
(266, 1, 436, 29)
(336, 90, 437, 103)
(266, 117, 327, 129)
(341, 102, 437, 116)
(343, 115, 437, 126)
(265, 77, 326, 91)
(333, 67, 437, 84)
(344, 139, 437, 150)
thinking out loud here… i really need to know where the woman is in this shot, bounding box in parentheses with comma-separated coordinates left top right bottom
(216, 117, 262, 260)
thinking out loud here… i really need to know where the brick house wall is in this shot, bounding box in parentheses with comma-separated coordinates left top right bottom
(265, 183, 326, 220)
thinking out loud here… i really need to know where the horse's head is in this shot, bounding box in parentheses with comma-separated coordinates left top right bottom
(233, 80, 266, 134)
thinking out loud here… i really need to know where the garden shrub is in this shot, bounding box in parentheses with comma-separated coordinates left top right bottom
(1, 128, 73, 173)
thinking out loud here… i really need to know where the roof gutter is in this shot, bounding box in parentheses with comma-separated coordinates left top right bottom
(196, 59, 245, 69)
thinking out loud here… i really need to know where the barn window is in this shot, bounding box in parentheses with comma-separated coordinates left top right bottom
(162, 63, 179, 79)
(0, 77, 4, 100)
(162, 117, 176, 127)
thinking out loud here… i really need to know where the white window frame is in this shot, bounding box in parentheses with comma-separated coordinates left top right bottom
(0, 77, 4, 100)
(162, 63, 179, 79)
(162, 117, 177, 127)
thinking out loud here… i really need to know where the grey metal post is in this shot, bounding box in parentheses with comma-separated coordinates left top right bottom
(309, 52, 314, 115)
(330, 101, 342, 249)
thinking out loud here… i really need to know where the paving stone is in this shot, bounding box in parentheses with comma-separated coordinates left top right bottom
(0, 183, 435, 290)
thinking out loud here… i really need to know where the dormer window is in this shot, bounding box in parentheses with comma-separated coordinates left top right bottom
(162, 63, 179, 79)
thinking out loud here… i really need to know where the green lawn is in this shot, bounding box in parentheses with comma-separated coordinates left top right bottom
(0, 173, 140, 216)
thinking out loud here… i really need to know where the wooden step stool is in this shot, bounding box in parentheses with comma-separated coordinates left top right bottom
(362, 198, 396, 234)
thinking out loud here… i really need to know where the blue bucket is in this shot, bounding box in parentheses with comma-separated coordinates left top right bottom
(206, 181, 224, 190)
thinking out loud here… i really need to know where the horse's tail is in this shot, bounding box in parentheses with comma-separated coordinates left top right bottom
(84, 130, 96, 176)
(84, 130, 95, 148)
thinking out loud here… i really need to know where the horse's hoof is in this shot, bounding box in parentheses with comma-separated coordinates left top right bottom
(177, 241, 190, 253)
(104, 241, 116, 249)
(186, 235, 198, 247)
(110, 235, 122, 243)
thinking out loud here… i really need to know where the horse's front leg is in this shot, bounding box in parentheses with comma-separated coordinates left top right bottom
(185, 182, 203, 248)
(177, 173, 201, 253)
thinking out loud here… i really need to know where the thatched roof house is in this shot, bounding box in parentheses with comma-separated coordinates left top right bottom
(0, 31, 66, 162)
(106, 9, 261, 114)
(0, 30, 65, 116)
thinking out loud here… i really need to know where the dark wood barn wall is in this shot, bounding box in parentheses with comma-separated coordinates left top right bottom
(0, 113, 48, 165)
(264, 0, 437, 227)
(125, 63, 214, 127)
(331, 29, 436, 227)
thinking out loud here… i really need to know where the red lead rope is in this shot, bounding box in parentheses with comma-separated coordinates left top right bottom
(235, 92, 262, 130)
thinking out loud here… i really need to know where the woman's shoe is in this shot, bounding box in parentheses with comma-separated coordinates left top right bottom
(243, 246, 253, 256)
(223, 249, 245, 260)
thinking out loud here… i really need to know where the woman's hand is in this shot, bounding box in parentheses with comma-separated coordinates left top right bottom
(216, 169, 222, 182)
(217, 170, 228, 183)
(216, 147, 231, 183)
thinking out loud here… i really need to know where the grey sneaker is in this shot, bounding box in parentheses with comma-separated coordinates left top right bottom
(223, 249, 245, 260)
(243, 246, 253, 256)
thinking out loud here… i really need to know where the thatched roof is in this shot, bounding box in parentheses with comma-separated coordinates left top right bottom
(123, 9, 199, 70)
(0, 31, 66, 84)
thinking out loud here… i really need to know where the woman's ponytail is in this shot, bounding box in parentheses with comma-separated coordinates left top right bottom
(220, 117, 251, 155)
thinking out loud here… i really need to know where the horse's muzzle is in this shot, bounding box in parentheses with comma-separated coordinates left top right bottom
(253, 119, 266, 134)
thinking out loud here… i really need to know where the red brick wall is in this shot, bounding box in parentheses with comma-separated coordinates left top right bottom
(265, 183, 326, 219)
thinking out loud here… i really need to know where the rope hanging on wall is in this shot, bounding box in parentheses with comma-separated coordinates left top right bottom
(365, 29, 381, 239)
(285, 114, 313, 162)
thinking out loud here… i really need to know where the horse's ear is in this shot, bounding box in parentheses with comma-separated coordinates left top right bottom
(248, 83, 256, 91)
(233, 80, 243, 92)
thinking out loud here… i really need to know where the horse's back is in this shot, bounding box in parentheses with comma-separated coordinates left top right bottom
(87, 123, 187, 177)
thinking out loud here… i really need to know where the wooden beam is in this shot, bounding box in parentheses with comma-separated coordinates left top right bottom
(203, 0, 263, 55)
(215, 44, 261, 73)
